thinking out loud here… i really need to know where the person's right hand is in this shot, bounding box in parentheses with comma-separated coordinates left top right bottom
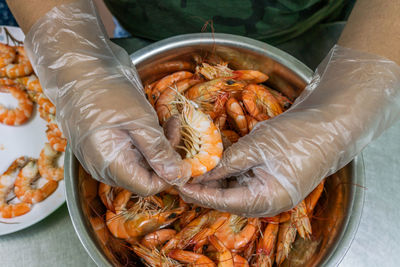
(23, 0, 190, 195)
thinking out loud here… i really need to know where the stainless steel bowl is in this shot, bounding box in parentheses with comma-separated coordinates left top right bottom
(65, 33, 365, 267)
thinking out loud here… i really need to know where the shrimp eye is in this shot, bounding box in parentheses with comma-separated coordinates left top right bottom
(195, 207, 201, 212)
(168, 213, 177, 219)
(284, 103, 291, 109)
(226, 80, 236, 85)
(152, 94, 156, 100)
(203, 244, 208, 251)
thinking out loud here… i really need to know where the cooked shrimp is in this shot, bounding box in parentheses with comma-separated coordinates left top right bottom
(232, 70, 269, 84)
(162, 210, 222, 254)
(38, 143, 64, 181)
(242, 84, 282, 121)
(233, 254, 249, 267)
(0, 85, 33, 125)
(17, 74, 43, 93)
(0, 157, 31, 218)
(208, 91, 230, 119)
(176, 94, 223, 177)
(0, 44, 16, 68)
(245, 115, 258, 132)
(0, 77, 16, 86)
(14, 160, 58, 204)
(89, 216, 111, 246)
(261, 212, 291, 224)
(142, 229, 177, 249)
(292, 200, 312, 239)
(37, 93, 56, 115)
(132, 244, 182, 267)
(38, 106, 55, 123)
(214, 215, 260, 252)
(255, 221, 279, 267)
(185, 78, 244, 108)
(189, 212, 230, 252)
(144, 80, 158, 106)
(168, 249, 216, 267)
(98, 182, 115, 212)
(265, 86, 292, 110)
(156, 77, 202, 124)
(106, 190, 185, 239)
(46, 123, 67, 152)
(305, 179, 325, 216)
(226, 97, 248, 136)
(275, 220, 297, 266)
(0, 59, 33, 78)
(221, 130, 240, 144)
(196, 62, 233, 80)
(0, 46, 33, 79)
(151, 71, 193, 103)
(208, 235, 234, 267)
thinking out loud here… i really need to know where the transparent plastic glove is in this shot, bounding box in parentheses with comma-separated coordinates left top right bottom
(24, 0, 190, 195)
(179, 45, 400, 217)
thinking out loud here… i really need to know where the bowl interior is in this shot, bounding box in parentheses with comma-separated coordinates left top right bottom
(66, 33, 365, 267)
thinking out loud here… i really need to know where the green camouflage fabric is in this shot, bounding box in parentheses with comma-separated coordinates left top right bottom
(104, 0, 349, 44)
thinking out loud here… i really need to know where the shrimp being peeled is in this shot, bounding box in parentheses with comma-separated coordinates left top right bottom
(176, 93, 223, 177)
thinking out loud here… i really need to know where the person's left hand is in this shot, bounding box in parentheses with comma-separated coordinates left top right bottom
(179, 45, 400, 217)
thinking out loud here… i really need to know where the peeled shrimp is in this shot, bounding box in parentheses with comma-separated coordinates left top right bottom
(14, 160, 58, 204)
(46, 123, 67, 152)
(0, 157, 30, 218)
(38, 143, 64, 181)
(17, 74, 43, 93)
(37, 93, 56, 115)
(0, 85, 33, 125)
(0, 44, 16, 68)
(0, 59, 33, 78)
(177, 94, 223, 177)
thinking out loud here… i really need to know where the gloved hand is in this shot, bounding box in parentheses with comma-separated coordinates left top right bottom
(179, 45, 400, 217)
(24, 0, 190, 195)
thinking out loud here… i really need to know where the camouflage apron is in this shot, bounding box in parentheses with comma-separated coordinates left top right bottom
(104, 0, 350, 44)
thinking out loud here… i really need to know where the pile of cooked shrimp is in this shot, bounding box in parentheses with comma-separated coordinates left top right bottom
(0, 44, 66, 218)
(81, 57, 327, 266)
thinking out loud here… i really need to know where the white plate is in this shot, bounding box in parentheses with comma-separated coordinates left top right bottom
(0, 26, 65, 236)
